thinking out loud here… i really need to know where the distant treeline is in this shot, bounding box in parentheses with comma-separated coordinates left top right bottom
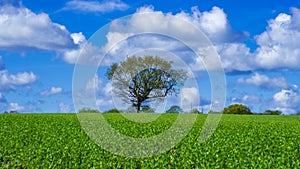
(75, 104, 300, 115)
(2, 104, 299, 115)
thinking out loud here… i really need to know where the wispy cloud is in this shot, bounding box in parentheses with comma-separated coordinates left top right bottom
(63, 0, 129, 13)
(8, 102, 24, 112)
(0, 56, 4, 71)
(40, 87, 63, 96)
(58, 102, 71, 112)
(0, 92, 7, 103)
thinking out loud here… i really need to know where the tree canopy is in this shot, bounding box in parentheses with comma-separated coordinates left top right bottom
(222, 104, 252, 115)
(140, 106, 155, 113)
(189, 108, 202, 114)
(103, 108, 121, 114)
(264, 109, 282, 115)
(106, 56, 188, 112)
(166, 105, 183, 114)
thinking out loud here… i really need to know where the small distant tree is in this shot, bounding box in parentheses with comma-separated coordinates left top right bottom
(78, 108, 100, 113)
(103, 108, 121, 113)
(140, 106, 155, 113)
(208, 110, 220, 114)
(264, 109, 282, 115)
(166, 105, 183, 114)
(3, 111, 8, 114)
(9, 110, 18, 114)
(222, 104, 252, 115)
(190, 108, 202, 114)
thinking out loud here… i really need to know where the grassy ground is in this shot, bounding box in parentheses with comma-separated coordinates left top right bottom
(0, 113, 300, 168)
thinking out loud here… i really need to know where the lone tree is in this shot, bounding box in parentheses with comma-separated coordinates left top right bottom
(106, 56, 187, 112)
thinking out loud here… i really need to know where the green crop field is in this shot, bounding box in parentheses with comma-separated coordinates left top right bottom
(1, 113, 300, 168)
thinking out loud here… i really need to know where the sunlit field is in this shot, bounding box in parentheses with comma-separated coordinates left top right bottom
(1, 113, 300, 168)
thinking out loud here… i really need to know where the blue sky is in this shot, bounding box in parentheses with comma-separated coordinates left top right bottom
(0, 0, 300, 114)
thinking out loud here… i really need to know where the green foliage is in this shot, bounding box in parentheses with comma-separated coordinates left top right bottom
(106, 56, 188, 112)
(1, 114, 300, 168)
(78, 108, 100, 113)
(105, 63, 118, 80)
(9, 110, 19, 114)
(222, 104, 252, 114)
(2, 111, 18, 114)
(140, 106, 154, 113)
(208, 110, 220, 114)
(165, 105, 183, 113)
(189, 108, 202, 114)
(264, 109, 282, 115)
(103, 108, 121, 113)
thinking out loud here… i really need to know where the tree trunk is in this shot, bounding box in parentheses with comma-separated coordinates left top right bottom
(136, 102, 141, 113)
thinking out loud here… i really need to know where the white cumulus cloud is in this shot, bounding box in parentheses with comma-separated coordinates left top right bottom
(60, 6, 300, 72)
(272, 89, 300, 114)
(254, 7, 300, 70)
(63, 41, 102, 65)
(0, 5, 76, 51)
(197, 6, 248, 43)
(181, 87, 199, 111)
(0, 70, 37, 91)
(242, 95, 260, 103)
(96, 5, 248, 73)
(216, 43, 253, 72)
(237, 72, 288, 89)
